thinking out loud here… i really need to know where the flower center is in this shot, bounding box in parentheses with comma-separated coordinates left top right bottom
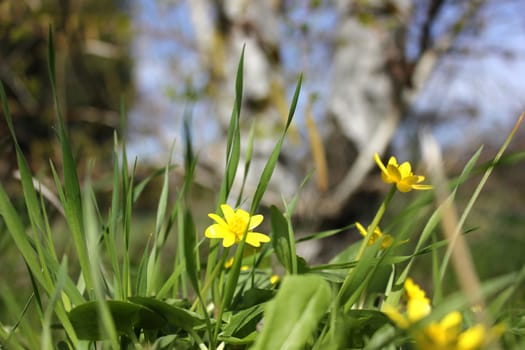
(229, 215, 248, 238)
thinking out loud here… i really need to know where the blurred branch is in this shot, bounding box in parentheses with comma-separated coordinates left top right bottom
(411, 0, 486, 88)
(0, 63, 38, 114)
(320, 109, 399, 217)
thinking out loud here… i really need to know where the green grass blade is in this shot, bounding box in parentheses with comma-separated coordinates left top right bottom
(250, 75, 302, 213)
(0, 286, 39, 349)
(439, 116, 523, 284)
(235, 121, 255, 207)
(220, 75, 303, 324)
(47, 26, 92, 292)
(217, 47, 244, 204)
(107, 133, 123, 300)
(384, 146, 484, 307)
(41, 257, 68, 350)
(0, 83, 46, 232)
(337, 241, 383, 311)
(0, 184, 49, 292)
(206, 49, 245, 295)
(83, 176, 120, 348)
(183, 209, 199, 297)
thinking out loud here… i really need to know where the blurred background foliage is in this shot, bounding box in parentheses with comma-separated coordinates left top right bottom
(0, 0, 132, 178)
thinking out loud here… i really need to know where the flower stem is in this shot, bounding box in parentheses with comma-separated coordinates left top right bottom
(355, 185, 396, 260)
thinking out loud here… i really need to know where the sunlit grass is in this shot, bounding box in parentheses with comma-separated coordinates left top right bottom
(0, 30, 524, 349)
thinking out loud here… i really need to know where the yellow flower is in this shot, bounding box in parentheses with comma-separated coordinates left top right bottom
(374, 153, 433, 192)
(405, 278, 430, 303)
(356, 222, 393, 249)
(422, 311, 463, 348)
(384, 278, 497, 350)
(270, 275, 280, 285)
(205, 204, 270, 248)
(456, 324, 485, 350)
(407, 298, 432, 323)
(384, 278, 432, 329)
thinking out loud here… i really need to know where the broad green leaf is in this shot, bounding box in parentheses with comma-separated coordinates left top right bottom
(69, 301, 165, 340)
(183, 209, 200, 296)
(342, 310, 391, 349)
(250, 275, 330, 350)
(232, 288, 275, 312)
(128, 297, 205, 332)
(270, 206, 294, 273)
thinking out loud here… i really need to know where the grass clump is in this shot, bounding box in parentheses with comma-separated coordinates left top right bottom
(1, 31, 525, 350)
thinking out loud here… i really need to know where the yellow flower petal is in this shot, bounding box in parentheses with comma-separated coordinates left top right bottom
(208, 213, 228, 227)
(224, 257, 234, 269)
(407, 298, 431, 322)
(412, 184, 434, 191)
(387, 156, 399, 167)
(397, 180, 414, 193)
(457, 324, 485, 350)
(220, 204, 236, 224)
(270, 275, 280, 285)
(356, 222, 367, 237)
(440, 311, 462, 330)
(374, 153, 432, 192)
(398, 161, 412, 177)
(222, 234, 236, 247)
(404, 278, 428, 301)
(383, 304, 410, 329)
(245, 232, 271, 247)
(249, 214, 264, 230)
(205, 224, 225, 238)
(374, 152, 389, 174)
(205, 204, 270, 247)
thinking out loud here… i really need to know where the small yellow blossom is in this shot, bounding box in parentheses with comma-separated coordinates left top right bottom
(270, 275, 280, 285)
(224, 257, 235, 269)
(456, 324, 485, 350)
(407, 298, 432, 324)
(205, 204, 270, 248)
(405, 278, 430, 303)
(356, 222, 393, 249)
(374, 152, 433, 192)
(384, 279, 431, 329)
(224, 257, 252, 272)
(422, 311, 462, 347)
(384, 278, 499, 350)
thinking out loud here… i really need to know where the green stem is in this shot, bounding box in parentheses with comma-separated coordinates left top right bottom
(355, 185, 396, 260)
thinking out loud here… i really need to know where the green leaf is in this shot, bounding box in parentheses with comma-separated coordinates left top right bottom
(250, 275, 331, 350)
(128, 297, 206, 332)
(69, 300, 166, 340)
(338, 239, 384, 311)
(47, 26, 92, 290)
(270, 206, 294, 273)
(232, 288, 275, 311)
(183, 209, 200, 296)
(250, 76, 302, 213)
(343, 310, 391, 348)
(221, 304, 265, 340)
